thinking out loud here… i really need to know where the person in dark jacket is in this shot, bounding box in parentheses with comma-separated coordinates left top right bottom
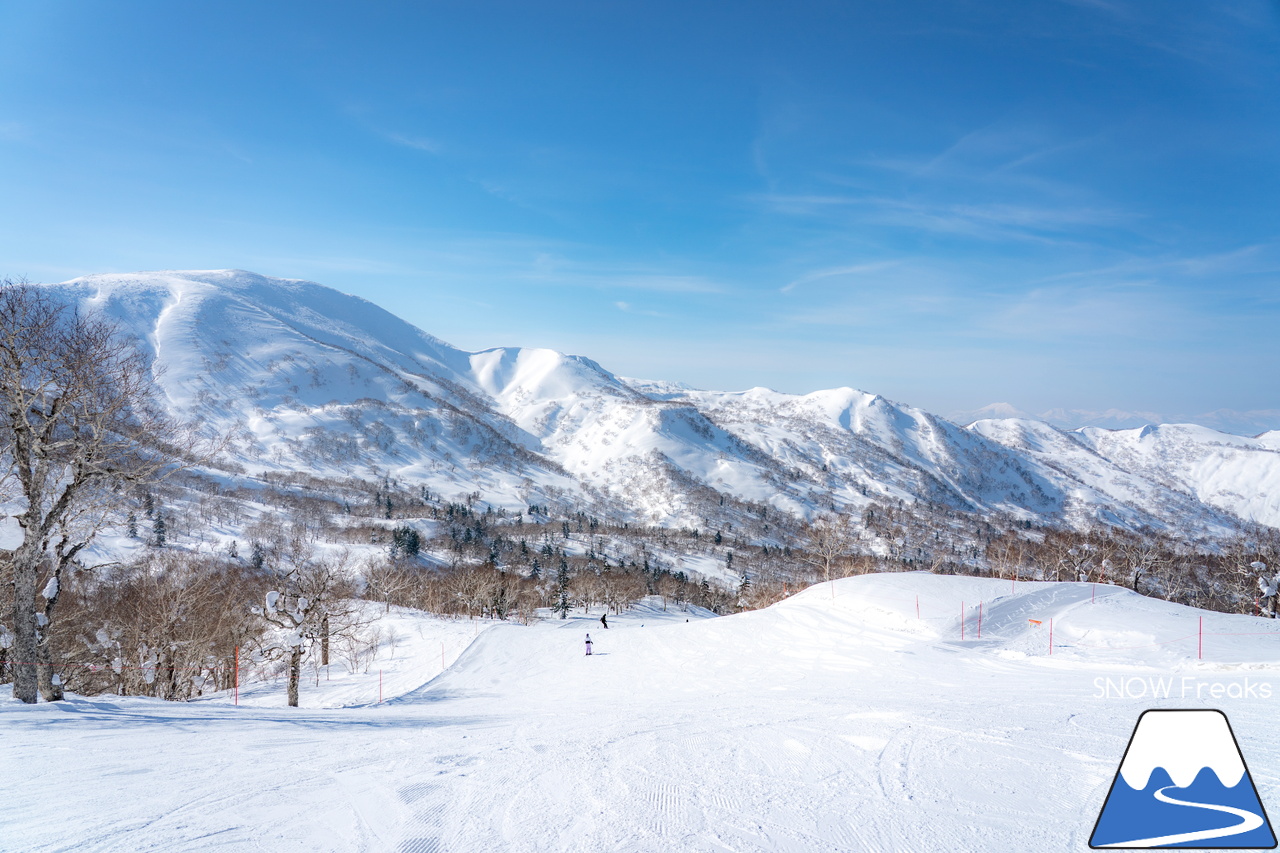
(585, 634, 593, 656)
(600, 613, 608, 629)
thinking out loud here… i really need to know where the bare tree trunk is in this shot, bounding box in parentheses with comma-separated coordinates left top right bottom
(288, 646, 302, 708)
(35, 636, 62, 702)
(11, 543, 39, 703)
(321, 614, 330, 666)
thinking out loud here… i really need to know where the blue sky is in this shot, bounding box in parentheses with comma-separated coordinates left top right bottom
(2, 0, 1278, 421)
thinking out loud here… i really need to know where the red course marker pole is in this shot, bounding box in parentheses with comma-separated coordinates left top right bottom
(1049, 618, 1054, 655)
(978, 602, 983, 639)
(915, 595, 920, 620)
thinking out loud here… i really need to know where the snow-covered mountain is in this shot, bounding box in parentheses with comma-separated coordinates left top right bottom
(37, 270, 1280, 535)
(951, 403, 1280, 438)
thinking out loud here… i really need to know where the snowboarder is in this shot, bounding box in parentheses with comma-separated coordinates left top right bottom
(585, 633, 593, 656)
(600, 613, 608, 629)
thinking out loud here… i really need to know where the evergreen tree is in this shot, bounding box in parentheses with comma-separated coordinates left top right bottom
(390, 525, 421, 560)
(126, 512, 138, 539)
(152, 513, 166, 548)
(554, 558, 571, 619)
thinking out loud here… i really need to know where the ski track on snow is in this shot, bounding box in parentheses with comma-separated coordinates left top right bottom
(5, 576, 1280, 851)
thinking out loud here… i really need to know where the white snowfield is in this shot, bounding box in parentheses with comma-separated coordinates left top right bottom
(6, 573, 1280, 852)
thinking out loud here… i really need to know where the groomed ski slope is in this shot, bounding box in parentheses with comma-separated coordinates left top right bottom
(5, 573, 1280, 852)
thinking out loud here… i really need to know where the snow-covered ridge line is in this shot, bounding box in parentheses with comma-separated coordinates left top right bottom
(35, 269, 1280, 533)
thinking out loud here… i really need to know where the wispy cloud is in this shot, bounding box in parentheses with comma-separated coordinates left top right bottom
(1053, 0, 1279, 77)
(1035, 242, 1280, 284)
(780, 261, 899, 293)
(868, 198, 1130, 242)
(754, 192, 1130, 243)
(614, 300, 668, 317)
(385, 132, 442, 154)
(981, 280, 1192, 341)
(519, 253, 728, 294)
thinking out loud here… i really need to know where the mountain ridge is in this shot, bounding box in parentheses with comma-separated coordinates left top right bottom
(33, 269, 1280, 535)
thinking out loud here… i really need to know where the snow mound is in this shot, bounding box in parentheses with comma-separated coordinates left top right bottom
(776, 573, 1280, 666)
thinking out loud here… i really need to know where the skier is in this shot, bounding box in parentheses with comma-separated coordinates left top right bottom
(585, 633, 593, 656)
(600, 613, 608, 629)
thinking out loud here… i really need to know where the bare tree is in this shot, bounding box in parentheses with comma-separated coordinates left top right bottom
(800, 514, 858, 594)
(0, 281, 206, 703)
(1118, 540, 1164, 595)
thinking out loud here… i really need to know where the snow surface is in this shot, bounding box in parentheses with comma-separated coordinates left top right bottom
(6, 573, 1280, 852)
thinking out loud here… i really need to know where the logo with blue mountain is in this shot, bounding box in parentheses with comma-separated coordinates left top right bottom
(1091, 710, 1276, 848)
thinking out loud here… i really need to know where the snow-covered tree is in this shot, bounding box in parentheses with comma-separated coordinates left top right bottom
(1253, 562, 1276, 618)
(0, 282, 208, 703)
(256, 545, 360, 707)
